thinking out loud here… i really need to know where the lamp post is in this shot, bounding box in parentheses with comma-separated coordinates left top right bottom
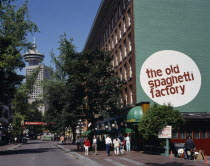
(77, 119, 83, 137)
(8, 123, 13, 144)
(0, 123, 3, 143)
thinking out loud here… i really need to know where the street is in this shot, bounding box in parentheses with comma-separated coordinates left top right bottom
(0, 140, 83, 166)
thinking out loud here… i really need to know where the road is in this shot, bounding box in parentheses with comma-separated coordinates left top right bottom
(0, 140, 83, 166)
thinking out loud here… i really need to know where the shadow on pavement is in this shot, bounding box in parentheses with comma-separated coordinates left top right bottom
(0, 147, 57, 156)
(146, 161, 195, 166)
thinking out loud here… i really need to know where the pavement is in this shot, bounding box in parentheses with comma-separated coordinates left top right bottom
(0, 140, 83, 166)
(0, 143, 22, 152)
(56, 143, 210, 166)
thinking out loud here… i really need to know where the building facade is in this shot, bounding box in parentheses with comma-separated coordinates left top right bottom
(23, 46, 50, 115)
(84, 0, 210, 154)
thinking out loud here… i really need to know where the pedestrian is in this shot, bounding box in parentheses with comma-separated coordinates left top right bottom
(184, 135, 195, 160)
(105, 135, 112, 156)
(80, 137, 85, 151)
(14, 137, 17, 144)
(118, 134, 125, 155)
(75, 136, 80, 151)
(92, 136, 98, 155)
(84, 137, 90, 155)
(113, 137, 120, 156)
(125, 134, 131, 151)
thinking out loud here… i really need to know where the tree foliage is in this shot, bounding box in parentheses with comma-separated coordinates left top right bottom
(43, 35, 123, 137)
(138, 104, 185, 144)
(11, 67, 42, 137)
(0, 0, 38, 105)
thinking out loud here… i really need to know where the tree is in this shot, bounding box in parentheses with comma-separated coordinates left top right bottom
(11, 67, 43, 138)
(0, 0, 38, 105)
(43, 35, 123, 142)
(138, 104, 185, 145)
(81, 49, 122, 127)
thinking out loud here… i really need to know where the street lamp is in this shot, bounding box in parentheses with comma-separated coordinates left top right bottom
(0, 123, 3, 143)
(8, 123, 13, 144)
(77, 119, 83, 137)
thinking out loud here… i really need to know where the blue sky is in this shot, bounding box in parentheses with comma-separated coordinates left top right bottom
(21, 0, 101, 69)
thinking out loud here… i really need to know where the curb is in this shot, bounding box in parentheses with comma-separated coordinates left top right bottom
(55, 144, 102, 166)
(6, 144, 22, 151)
(0, 143, 22, 152)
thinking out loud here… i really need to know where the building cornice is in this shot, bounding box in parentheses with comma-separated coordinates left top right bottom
(83, 0, 114, 51)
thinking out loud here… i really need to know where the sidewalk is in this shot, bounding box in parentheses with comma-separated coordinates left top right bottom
(57, 143, 210, 166)
(0, 143, 22, 152)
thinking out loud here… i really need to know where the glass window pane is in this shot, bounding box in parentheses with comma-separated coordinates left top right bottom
(201, 130, 207, 138)
(180, 131, 185, 139)
(172, 132, 178, 139)
(194, 131, 200, 139)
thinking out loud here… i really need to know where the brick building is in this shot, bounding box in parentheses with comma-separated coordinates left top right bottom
(84, 0, 210, 154)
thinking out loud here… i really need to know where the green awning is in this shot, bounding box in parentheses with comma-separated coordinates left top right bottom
(82, 130, 92, 135)
(124, 128, 134, 133)
(118, 128, 134, 133)
(127, 106, 143, 123)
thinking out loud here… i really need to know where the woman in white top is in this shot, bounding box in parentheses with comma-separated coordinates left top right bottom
(113, 138, 120, 155)
(125, 135, 131, 151)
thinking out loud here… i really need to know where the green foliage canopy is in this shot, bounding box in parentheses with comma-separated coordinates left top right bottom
(138, 104, 185, 142)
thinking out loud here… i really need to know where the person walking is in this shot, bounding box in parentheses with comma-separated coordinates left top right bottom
(92, 136, 98, 155)
(75, 136, 81, 151)
(118, 134, 125, 155)
(184, 135, 195, 160)
(105, 135, 112, 156)
(84, 137, 90, 155)
(125, 135, 131, 151)
(113, 137, 120, 156)
(80, 137, 85, 151)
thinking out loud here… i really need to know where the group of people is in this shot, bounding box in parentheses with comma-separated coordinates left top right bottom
(75, 134, 131, 156)
(105, 134, 131, 156)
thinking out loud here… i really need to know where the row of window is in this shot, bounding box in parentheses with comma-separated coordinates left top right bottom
(102, 3, 131, 49)
(120, 85, 133, 106)
(115, 59, 132, 81)
(172, 130, 210, 139)
(111, 34, 132, 68)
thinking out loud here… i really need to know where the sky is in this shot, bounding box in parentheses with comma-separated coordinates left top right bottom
(19, 0, 101, 70)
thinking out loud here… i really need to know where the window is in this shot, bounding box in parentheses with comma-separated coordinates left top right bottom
(180, 131, 185, 139)
(115, 9, 118, 24)
(118, 2, 121, 18)
(111, 16, 114, 29)
(208, 130, 210, 138)
(128, 34, 132, 52)
(119, 46, 122, 62)
(194, 131, 200, 139)
(115, 29, 118, 45)
(125, 88, 128, 105)
(120, 68, 122, 80)
(115, 51, 118, 66)
(119, 23, 122, 39)
(201, 130, 207, 138)
(111, 35, 114, 49)
(123, 17, 126, 33)
(127, 9, 131, 27)
(187, 131, 193, 138)
(111, 56, 114, 67)
(172, 131, 178, 139)
(129, 85, 133, 104)
(129, 59, 132, 78)
(124, 64, 127, 80)
(123, 40, 127, 58)
(108, 22, 111, 35)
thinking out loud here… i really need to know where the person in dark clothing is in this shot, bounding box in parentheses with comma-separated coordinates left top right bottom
(184, 136, 195, 160)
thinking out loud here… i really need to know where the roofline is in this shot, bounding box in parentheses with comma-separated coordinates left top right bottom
(83, 0, 114, 51)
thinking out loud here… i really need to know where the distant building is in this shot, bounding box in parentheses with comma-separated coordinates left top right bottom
(23, 44, 50, 115)
(84, 0, 210, 154)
